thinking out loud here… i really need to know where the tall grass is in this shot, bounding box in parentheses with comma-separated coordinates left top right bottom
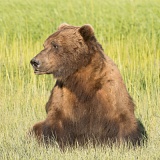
(0, 0, 159, 159)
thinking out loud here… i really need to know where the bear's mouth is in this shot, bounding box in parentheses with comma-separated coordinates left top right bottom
(34, 70, 45, 75)
(33, 69, 47, 75)
(33, 66, 53, 75)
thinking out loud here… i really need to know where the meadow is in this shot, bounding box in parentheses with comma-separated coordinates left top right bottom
(0, 0, 159, 159)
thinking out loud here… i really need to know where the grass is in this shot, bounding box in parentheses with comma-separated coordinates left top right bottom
(0, 0, 160, 159)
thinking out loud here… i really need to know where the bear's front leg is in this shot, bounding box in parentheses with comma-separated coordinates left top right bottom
(30, 121, 54, 143)
(29, 121, 45, 142)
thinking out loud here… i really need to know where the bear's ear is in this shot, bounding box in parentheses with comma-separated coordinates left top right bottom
(79, 24, 94, 41)
(58, 23, 69, 30)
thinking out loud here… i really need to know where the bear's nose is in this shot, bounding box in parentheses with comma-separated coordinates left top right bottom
(30, 58, 40, 68)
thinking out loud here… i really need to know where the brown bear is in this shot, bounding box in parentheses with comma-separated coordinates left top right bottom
(30, 23, 146, 148)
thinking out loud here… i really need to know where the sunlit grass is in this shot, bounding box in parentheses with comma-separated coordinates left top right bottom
(0, 0, 159, 159)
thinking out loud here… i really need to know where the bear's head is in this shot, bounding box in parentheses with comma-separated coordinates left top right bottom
(30, 23, 96, 79)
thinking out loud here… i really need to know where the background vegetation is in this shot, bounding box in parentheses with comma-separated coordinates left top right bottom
(0, 0, 159, 159)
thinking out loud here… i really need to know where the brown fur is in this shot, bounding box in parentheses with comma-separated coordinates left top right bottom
(30, 23, 146, 148)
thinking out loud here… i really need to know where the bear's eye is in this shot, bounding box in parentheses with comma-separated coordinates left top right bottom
(51, 41, 58, 49)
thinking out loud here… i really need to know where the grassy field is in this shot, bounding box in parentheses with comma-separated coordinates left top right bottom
(0, 0, 159, 159)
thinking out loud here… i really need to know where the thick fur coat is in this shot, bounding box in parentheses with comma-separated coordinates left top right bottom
(30, 23, 146, 148)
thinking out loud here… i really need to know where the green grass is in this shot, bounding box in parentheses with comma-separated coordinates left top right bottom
(0, 0, 159, 159)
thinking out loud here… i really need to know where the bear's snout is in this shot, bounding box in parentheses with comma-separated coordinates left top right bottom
(30, 58, 40, 69)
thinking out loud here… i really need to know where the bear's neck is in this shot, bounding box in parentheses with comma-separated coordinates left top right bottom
(61, 51, 106, 102)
